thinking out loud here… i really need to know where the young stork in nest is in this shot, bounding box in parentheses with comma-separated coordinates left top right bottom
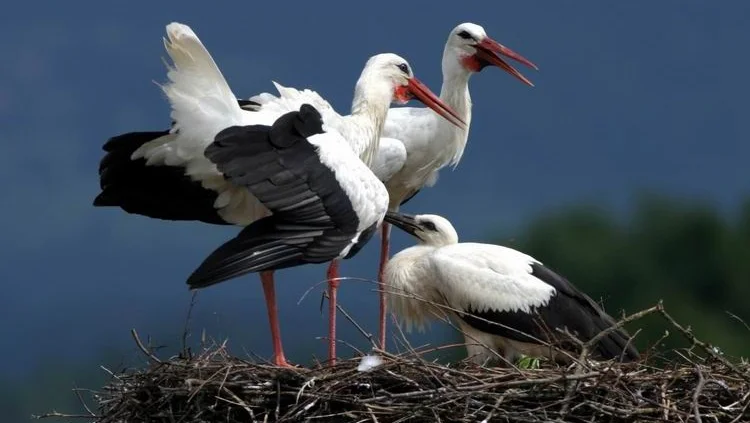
(383, 212, 640, 365)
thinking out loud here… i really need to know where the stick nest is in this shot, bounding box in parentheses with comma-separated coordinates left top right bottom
(42, 304, 750, 422)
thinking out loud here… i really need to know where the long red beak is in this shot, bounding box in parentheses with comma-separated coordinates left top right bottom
(406, 77, 466, 129)
(475, 37, 537, 87)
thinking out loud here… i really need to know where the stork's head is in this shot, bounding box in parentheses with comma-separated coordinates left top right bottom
(384, 212, 458, 247)
(357, 53, 465, 128)
(445, 22, 537, 86)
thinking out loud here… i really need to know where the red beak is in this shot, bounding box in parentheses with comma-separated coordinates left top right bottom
(475, 37, 537, 87)
(406, 77, 466, 129)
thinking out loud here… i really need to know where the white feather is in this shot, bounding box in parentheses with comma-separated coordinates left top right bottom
(356, 354, 384, 372)
(131, 22, 272, 225)
(429, 243, 556, 314)
(307, 131, 388, 256)
(371, 137, 406, 182)
(248, 81, 344, 128)
(374, 25, 476, 209)
(385, 242, 556, 332)
(247, 79, 385, 167)
(129, 23, 402, 228)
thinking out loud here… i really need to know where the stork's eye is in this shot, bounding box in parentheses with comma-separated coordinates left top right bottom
(421, 221, 437, 231)
(457, 30, 474, 40)
(397, 63, 410, 74)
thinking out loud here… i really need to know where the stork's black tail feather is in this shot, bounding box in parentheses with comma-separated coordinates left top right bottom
(187, 217, 326, 289)
(94, 131, 229, 225)
(590, 314, 641, 362)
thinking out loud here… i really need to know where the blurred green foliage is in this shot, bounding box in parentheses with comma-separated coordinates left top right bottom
(501, 195, 750, 359)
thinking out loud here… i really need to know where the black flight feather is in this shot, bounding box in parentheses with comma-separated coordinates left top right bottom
(188, 105, 363, 289)
(459, 262, 639, 362)
(94, 131, 228, 225)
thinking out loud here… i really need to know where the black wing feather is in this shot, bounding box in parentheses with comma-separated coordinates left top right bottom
(343, 221, 379, 259)
(237, 99, 261, 110)
(188, 105, 363, 289)
(187, 217, 321, 288)
(93, 97, 268, 224)
(94, 131, 228, 225)
(460, 262, 639, 362)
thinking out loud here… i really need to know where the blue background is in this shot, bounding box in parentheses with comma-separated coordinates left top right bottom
(1, 2, 748, 420)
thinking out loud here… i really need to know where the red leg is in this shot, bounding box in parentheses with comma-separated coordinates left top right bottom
(260, 271, 292, 367)
(326, 261, 340, 365)
(377, 222, 391, 350)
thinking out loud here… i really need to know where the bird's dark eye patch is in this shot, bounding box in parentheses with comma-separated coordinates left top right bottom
(457, 30, 474, 40)
(421, 221, 437, 231)
(397, 63, 410, 74)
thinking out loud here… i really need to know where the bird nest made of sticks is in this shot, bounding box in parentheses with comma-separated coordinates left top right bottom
(39, 303, 750, 423)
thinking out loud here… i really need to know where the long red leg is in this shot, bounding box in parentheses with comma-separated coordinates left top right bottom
(326, 261, 340, 365)
(377, 222, 391, 350)
(260, 271, 292, 367)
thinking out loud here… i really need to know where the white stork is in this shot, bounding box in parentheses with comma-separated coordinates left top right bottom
(382, 212, 640, 365)
(368, 23, 538, 349)
(94, 22, 463, 366)
(187, 104, 389, 367)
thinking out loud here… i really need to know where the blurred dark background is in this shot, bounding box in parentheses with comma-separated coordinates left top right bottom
(1, 2, 748, 421)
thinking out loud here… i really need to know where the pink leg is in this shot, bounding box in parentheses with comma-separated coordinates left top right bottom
(326, 261, 340, 365)
(260, 271, 292, 367)
(377, 222, 391, 350)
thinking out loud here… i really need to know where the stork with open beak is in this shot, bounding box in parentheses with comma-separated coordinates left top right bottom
(370, 23, 538, 349)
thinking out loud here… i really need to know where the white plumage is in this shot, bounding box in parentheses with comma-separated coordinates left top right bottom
(246, 70, 466, 169)
(128, 23, 463, 227)
(95, 22, 464, 367)
(132, 23, 273, 225)
(431, 245, 556, 314)
(383, 212, 639, 365)
(306, 133, 389, 253)
(375, 23, 537, 206)
(372, 22, 538, 349)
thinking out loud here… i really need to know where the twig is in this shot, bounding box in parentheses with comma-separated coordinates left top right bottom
(560, 303, 662, 415)
(33, 411, 96, 419)
(181, 290, 198, 358)
(72, 386, 97, 418)
(726, 311, 750, 333)
(298, 276, 379, 306)
(658, 307, 750, 382)
(335, 300, 378, 349)
(583, 303, 661, 359)
(217, 387, 256, 421)
(691, 365, 705, 423)
(131, 328, 162, 364)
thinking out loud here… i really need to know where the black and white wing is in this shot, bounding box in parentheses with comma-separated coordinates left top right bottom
(429, 243, 639, 361)
(187, 105, 388, 289)
(94, 23, 278, 226)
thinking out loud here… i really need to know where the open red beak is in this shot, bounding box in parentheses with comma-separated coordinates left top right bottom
(406, 77, 466, 129)
(475, 37, 538, 87)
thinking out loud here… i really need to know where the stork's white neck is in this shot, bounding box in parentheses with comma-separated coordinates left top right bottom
(342, 78, 392, 167)
(441, 57, 473, 116)
(437, 51, 474, 167)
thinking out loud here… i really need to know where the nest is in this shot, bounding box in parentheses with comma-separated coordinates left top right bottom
(39, 303, 750, 422)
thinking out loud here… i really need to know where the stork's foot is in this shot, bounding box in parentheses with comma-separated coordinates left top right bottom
(271, 354, 296, 368)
